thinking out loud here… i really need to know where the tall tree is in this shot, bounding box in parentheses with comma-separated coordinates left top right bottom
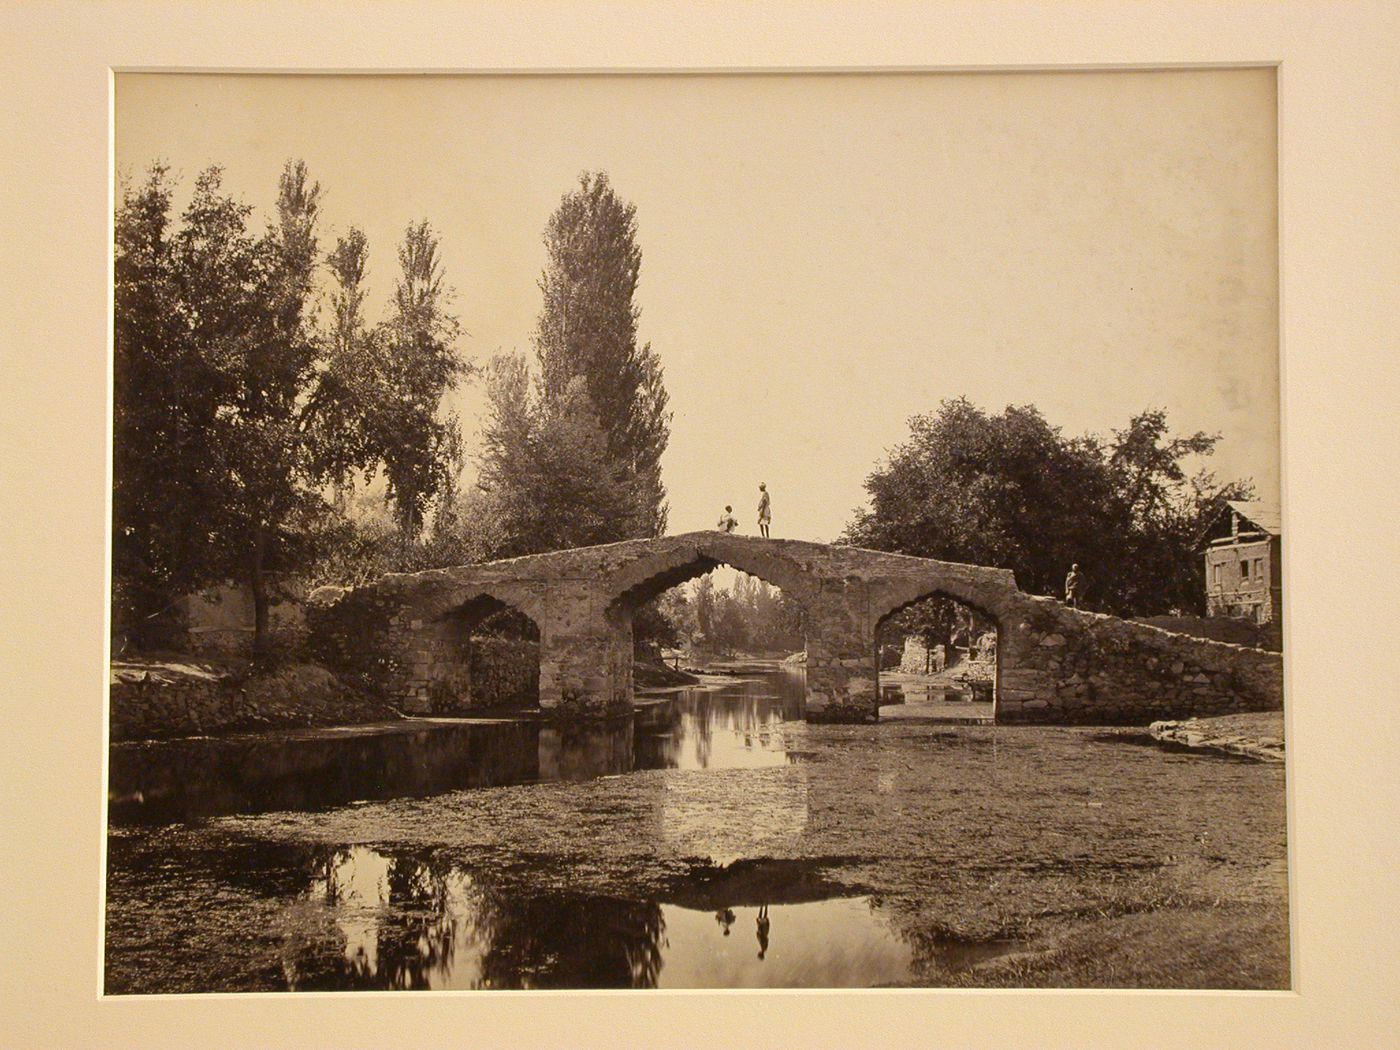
(473, 355, 644, 558)
(238, 160, 329, 642)
(313, 227, 383, 501)
(376, 221, 468, 537)
(532, 172, 671, 536)
(113, 163, 231, 637)
(692, 575, 716, 643)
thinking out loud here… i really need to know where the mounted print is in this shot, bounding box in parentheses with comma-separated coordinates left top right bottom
(106, 68, 1285, 992)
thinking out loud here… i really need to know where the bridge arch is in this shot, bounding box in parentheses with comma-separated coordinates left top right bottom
(403, 573, 548, 628)
(873, 586, 1006, 716)
(605, 538, 819, 615)
(399, 582, 545, 715)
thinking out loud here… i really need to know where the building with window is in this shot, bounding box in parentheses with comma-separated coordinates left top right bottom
(1198, 500, 1282, 626)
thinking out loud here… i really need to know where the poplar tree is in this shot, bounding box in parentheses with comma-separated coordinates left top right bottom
(532, 172, 671, 536)
(376, 221, 467, 537)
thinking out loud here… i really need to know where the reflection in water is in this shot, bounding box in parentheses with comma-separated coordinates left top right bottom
(110, 666, 811, 823)
(635, 667, 806, 772)
(260, 845, 911, 990)
(283, 846, 665, 990)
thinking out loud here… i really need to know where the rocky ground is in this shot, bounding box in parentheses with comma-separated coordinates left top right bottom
(1148, 711, 1286, 763)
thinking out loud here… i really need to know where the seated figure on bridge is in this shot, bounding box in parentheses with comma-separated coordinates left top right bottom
(717, 505, 738, 533)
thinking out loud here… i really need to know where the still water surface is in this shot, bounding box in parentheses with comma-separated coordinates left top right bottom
(266, 843, 915, 990)
(104, 665, 1273, 992)
(109, 668, 807, 824)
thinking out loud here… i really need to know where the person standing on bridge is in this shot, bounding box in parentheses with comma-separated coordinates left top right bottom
(717, 505, 738, 533)
(757, 483, 771, 538)
(1065, 563, 1083, 608)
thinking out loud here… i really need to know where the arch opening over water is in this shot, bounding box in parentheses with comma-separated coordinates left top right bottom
(430, 592, 542, 714)
(874, 590, 1001, 720)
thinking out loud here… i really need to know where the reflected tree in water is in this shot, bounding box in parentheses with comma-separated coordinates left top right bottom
(473, 892, 667, 990)
(280, 847, 667, 991)
(284, 848, 464, 991)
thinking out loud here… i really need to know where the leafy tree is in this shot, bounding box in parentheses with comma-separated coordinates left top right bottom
(843, 398, 1253, 617)
(113, 163, 230, 639)
(692, 575, 716, 643)
(113, 160, 468, 648)
(1104, 409, 1254, 613)
(375, 221, 468, 537)
(710, 592, 750, 655)
(533, 171, 671, 536)
(473, 355, 644, 558)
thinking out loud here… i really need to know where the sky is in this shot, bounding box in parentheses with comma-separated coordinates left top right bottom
(116, 69, 1279, 545)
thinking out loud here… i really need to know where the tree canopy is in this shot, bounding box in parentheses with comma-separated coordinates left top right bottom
(842, 398, 1253, 617)
(531, 171, 670, 537)
(113, 160, 468, 646)
(465, 172, 673, 564)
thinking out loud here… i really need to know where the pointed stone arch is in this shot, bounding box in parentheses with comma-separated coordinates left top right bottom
(604, 537, 819, 614)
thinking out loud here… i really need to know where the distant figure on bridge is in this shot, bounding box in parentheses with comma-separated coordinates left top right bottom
(756, 903, 771, 960)
(1065, 564, 1083, 608)
(757, 483, 771, 538)
(717, 505, 738, 533)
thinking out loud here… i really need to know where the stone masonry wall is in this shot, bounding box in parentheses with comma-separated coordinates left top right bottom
(306, 585, 540, 715)
(465, 638, 539, 711)
(306, 534, 1285, 727)
(109, 659, 397, 741)
(994, 596, 1284, 725)
(899, 637, 945, 674)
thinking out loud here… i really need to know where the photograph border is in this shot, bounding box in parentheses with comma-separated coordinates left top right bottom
(6, 2, 1398, 1047)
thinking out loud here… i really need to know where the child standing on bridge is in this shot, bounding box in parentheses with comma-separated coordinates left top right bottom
(757, 483, 771, 538)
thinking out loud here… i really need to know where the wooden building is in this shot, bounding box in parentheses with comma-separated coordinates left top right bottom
(1198, 500, 1282, 626)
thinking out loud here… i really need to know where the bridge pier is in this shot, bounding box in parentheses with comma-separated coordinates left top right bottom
(803, 583, 880, 723)
(538, 585, 634, 720)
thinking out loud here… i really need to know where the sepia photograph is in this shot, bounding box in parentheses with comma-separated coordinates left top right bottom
(101, 67, 1292, 994)
(9, 0, 1400, 1043)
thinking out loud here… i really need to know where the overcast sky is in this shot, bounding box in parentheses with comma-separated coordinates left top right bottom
(117, 69, 1279, 544)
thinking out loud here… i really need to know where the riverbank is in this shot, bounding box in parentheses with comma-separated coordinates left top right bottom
(109, 654, 399, 740)
(1148, 711, 1285, 763)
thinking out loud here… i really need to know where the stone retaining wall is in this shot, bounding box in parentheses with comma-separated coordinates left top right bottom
(995, 597, 1284, 725)
(108, 659, 398, 741)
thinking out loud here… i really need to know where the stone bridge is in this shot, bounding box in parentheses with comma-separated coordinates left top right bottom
(308, 532, 1283, 725)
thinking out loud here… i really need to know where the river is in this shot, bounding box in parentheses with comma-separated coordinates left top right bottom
(103, 664, 1289, 991)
